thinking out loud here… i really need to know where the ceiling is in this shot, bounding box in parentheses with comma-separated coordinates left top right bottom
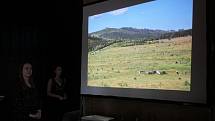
(83, 0, 107, 6)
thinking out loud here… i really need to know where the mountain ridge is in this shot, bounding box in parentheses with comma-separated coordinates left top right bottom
(89, 27, 187, 40)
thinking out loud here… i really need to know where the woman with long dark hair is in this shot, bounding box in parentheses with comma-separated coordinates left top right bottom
(46, 64, 67, 121)
(13, 62, 42, 121)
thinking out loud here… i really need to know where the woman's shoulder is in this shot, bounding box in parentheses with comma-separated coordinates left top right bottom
(48, 78, 56, 86)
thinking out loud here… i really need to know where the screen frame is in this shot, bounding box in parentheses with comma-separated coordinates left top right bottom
(81, 0, 207, 104)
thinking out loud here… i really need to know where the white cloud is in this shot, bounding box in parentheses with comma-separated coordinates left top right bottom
(109, 8, 128, 15)
(90, 14, 103, 19)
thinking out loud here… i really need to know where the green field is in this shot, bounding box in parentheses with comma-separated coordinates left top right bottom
(88, 36, 192, 91)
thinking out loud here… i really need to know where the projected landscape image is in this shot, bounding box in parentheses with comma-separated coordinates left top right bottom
(87, 0, 192, 91)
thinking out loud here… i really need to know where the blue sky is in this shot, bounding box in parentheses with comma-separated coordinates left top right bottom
(88, 0, 193, 33)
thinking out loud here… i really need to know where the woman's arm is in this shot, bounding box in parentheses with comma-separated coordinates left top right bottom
(47, 79, 64, 100)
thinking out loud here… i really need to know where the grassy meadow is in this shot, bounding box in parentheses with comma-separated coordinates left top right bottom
(88, 36, 192, 91)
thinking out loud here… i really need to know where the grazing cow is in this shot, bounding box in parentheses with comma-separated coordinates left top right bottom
(160, 71, 167, 74)
(146, 71, 158, 74)
(155, 70, 161, 74)
(176, 71, 179, 75)
(147, 71, 155, 74)
(139, 70, 145, 74)
(139, 70, 166, 75)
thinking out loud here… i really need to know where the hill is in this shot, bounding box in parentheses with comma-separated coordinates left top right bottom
(88, 27, 192, 51)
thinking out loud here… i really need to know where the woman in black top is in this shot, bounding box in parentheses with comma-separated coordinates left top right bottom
(47, 65, 67, 121)
(13, 62, 42, 121)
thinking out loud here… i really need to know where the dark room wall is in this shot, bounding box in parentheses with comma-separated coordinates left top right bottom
(81, 0, 215, 121)
(0, 0, 82, 120)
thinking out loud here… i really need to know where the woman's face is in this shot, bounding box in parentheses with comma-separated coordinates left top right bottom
(55, 66, 62, 77)
(22, 63, 32, 78)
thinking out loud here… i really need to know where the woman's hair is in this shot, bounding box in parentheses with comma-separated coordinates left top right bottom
(51, 64, 64, 78)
